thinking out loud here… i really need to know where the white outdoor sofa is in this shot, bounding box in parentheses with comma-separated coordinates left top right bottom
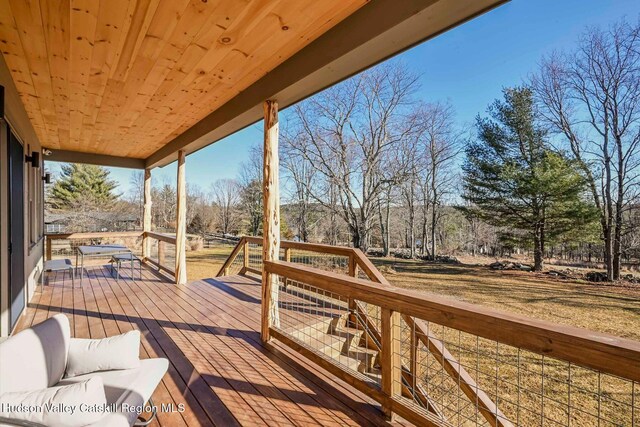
(0, 314, 168, 427)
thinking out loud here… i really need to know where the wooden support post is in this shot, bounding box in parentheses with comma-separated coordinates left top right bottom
(158, 241, 165, 266)
(347, 254, 358, 326)
(175, 150, 187, 285)
(284, 247, 291, 262)
(381, 307, 401, 420)
(262, 100, 280, 342)
(142, 168, 152, 260)
(348, 254, 358, 277)
(46, 236, 52, 261)
(241, 239, 250, 274)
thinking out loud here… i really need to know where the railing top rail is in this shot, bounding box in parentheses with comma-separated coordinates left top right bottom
(243, 236, 355, 257)
(266, 260, 640, 382)
(46, 231, 143, 239)
(143, 231, 177, 245)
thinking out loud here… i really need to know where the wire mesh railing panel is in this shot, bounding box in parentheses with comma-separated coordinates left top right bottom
(147, 238, 159, 265)
(48, 235, 143, 263)
(245, 241, 263, 273)
(222, 244, 246, 277)
(237, 239, 353, 276)
(145, 238, 176, 274)
(287, 249, 350, 274)
(394, 317, 640, 427)
(274, 277, 382, 388)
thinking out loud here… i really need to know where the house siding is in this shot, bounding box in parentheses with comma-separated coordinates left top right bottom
(0, 54, 43, 337)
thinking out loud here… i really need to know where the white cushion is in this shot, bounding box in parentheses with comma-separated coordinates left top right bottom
(66, 331, 141, 378)
(58, 358, 170, 427)
(0, 377, 107, 427)
(0, 314, 70, 393)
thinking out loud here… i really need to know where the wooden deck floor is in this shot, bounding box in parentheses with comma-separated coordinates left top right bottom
(16, 264, 403, 427)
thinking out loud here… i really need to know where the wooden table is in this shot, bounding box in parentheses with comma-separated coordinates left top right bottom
(76, 245, 131, 284)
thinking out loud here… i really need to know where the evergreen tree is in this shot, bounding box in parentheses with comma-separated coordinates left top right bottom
(49, 164, 119, 210)
(188, 213, 207, 234)
(461, 87, 596, 271)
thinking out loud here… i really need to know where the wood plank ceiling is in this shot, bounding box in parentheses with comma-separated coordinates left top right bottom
(0, 0, 367, 159)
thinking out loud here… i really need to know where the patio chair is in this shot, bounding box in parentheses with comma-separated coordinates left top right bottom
(0, 314, 168, 427)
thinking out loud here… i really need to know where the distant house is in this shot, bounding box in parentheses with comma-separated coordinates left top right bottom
(45, 210, 139, 234)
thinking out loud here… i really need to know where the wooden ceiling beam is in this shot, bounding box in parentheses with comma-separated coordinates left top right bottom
(44, 149, 145, 169)
(145, 0, 508, 169)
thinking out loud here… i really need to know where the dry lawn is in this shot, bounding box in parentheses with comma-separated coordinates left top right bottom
(186, 244, 236, 282)
(371, 257, 640, 341)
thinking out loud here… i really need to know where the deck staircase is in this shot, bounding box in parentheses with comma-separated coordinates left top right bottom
(287, 314, 381, 380)
(283, 305, 446, 420)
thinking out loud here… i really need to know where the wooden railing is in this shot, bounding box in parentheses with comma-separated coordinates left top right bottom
(266, 260, 640, 426)
(216, 236, 355, 277)
(142, 231, 177, 280)
(45, 231, 142, 261)
(219, 237, 640, 426)
(45, 231, 176, 281)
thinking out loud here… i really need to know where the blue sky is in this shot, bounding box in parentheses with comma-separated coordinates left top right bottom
(51, 0, 639, 195)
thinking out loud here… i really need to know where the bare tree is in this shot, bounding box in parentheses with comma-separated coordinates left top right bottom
(128, 170, 145, 227)
(187, 183, 215, 235)
(239, 145, 264, 236)
(282, 131, 317, 241)
(533, 19, 640, 280)
(211, 179, 241, 235)
(284, 62, 420, 251)
(151, 178, 177, 231)
(414, 102, 461, 258)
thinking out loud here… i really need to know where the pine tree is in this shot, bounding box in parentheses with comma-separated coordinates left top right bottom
(49, 164, 119, 210)
(461, 87, 596, 271)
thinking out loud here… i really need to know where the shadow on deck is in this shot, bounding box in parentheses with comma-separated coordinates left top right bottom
(16, 265, 405, 427)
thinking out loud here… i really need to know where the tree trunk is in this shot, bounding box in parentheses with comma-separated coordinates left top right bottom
(533, 225, 544, 272)
(430, 206, 437, 259)
(421, 216, 428, 257)
(408, 211, 415, 259)
(613, 136, 624, 280)
(378, 197, 390, 257)
(603, 223, 613, 281)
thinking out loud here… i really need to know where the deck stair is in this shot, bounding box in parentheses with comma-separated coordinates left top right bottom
(285, 315, 381, 378)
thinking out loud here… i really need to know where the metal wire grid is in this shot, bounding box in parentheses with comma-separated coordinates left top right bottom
(48, 236, 143, 261)
(394, 318, 640, 426)
(239, 241, 351, 275)
(287, 249, 349, 274)
(147, 238, 175, 270)
(274, 278, 382, 387)
(245, 242, 264, 272)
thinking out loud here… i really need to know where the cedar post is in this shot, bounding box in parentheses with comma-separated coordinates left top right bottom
(381, 307, 401, 419)
(158, 241, 165, 266)
(242, 238, 250, 274)
(347, 253, 358, 326)
(142, 168, 152, 260)
(46, 236, 52, 261)
(262, 100, 280, 342)
(175, 150, 187, 285)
